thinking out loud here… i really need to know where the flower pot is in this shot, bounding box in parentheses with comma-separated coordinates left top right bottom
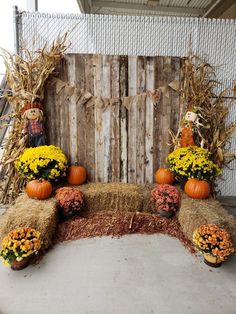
(11, 257, 30, 271)
(59, 207, 76, 220)
(159, 209, 175, 218)
(203, 253, 222, 268)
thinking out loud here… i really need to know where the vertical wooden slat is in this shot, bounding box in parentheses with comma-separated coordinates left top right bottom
(94, 55, 103, 182)
(119, 56, 128, 183)
(84, 55, 95, 181)
(128, 56, 137, 183)
(153, 56, 163, 172)
(44, 81, 54, 145)
(58, 57, 70, 158)
(101, 55, 111, 182)
(110, 55, 120, 182)
(171, 57, 181, 137)
(75, 54, 86, 167)
(161, 57, 172, 166)
(67, 55, 77, 163)
(145, 57, 155, 183)
(136, 56, 146, 184)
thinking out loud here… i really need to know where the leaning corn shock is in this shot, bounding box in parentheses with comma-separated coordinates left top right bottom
(193, 224, 234, 261)
(0, 228, 42, 267)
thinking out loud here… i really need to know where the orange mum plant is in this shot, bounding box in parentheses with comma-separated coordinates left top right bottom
(56, 187, 84, 217)
(0, 228, 41, 267)
(193, 224, 234, 261)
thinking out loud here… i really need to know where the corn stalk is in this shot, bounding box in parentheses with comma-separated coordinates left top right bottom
(0, 34, 68, 204)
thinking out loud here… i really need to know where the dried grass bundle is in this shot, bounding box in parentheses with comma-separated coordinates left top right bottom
(0, 35, 68, 204)
(0, 194, 58, 250)
(178, 193, 236, 248)
(169, 51, 236, 171)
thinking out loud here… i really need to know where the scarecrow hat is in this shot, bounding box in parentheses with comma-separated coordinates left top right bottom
(21, 102, 43, 114)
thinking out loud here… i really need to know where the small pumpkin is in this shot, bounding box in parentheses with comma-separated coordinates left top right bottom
(155, 168, 175, 185)
(67, 163, 87, 185)
(184, 178, 211, 199)
(26, 180, 53, 200)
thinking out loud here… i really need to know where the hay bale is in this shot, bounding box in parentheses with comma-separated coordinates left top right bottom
(70, 183, 156, 213)
(178, 193, 236, 247)
(0, 194, 57, 250)
(78, 183, 143, 212)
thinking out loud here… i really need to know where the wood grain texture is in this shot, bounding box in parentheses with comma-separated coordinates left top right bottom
(44, 54, 181, 184)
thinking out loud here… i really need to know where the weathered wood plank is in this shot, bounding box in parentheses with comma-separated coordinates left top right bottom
(119, 56, 128, 183)
(136, 56, 146, 184)
(75, 54, 86, 168)
(170, 57, 181, 139)
(101, 55, 111, 182)
(84, 54, 95, 181)
(128, 56, 137, 183)
(58, 57, 70, 159)
(67, 55, 78, 164)
(94, 55, 103, 182)
(145, 57, 155, 183)
(161, 57, 172, 166)
(153, 56, 163, 172)
(110, 55, 120, 182)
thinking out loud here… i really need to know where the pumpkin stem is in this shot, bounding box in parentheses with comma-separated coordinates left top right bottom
(74, 161, 78, 166)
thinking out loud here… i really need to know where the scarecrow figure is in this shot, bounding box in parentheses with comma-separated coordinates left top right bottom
(180, 110, 197, 147)
(21, 103, 46, 147)
(180, 108, 204, 148)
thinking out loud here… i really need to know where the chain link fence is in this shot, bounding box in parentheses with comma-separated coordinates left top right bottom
(17, 11, 236, 195)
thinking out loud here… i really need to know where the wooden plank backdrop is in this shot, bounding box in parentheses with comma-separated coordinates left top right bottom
(44, 54, 181, 184)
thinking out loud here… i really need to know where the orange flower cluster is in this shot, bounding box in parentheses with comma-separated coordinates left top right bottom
(56, 187, 84, 214)
(193, 224, 234, 261)
(0, 228, 41, 267)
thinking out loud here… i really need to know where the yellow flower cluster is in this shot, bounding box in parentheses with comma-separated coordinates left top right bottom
(15, 145, 68, 180)
(167, 146, 221, 180)
(193, 224, 234, 261)
(0, 228, 42, 267)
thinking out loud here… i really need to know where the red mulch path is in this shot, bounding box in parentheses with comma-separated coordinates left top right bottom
(56, 211, 195, 253)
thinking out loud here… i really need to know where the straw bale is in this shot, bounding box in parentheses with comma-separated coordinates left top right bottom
(0, 193, 57, 250)
(68, 183, 156, 213)
(178, 193, 236, 247)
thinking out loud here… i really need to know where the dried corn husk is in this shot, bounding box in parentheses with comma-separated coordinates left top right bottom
(0, 34, 68, 204)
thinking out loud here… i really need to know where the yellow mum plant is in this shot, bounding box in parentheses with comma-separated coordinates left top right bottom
(15, 145, 68, 181)
(0, 228, 42, 267)
(193, 224, 234, 261)
(167, 146, 221, 181)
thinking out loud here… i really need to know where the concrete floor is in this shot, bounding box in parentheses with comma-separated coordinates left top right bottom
(0, 234, 236, 314)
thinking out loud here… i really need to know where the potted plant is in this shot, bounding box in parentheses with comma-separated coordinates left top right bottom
(167, 146, 221, 189)
(0, 228, 42, 270)
(15, 145, 68, 199)
(193, 224, 234, 267)
(55, 187, 84, 219)
(151, 184, 181, 218)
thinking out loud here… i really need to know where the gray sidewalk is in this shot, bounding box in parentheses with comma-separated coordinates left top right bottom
(0, 234, 235, 314)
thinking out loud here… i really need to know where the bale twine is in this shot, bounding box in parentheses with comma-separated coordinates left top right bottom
(178, 193, 236, 247)
(0, 194, 58, 250)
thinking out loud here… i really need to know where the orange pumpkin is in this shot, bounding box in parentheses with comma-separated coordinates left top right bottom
(26, 180, 52, 200)
(155, 168, 175, 185)
(184, 178, 211, 199)
(67, 163, 87, 185)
